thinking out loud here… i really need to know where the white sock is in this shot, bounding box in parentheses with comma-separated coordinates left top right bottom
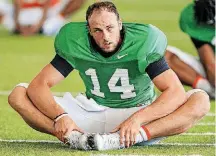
(135, 133, 145, 143)
(193, 76, 213, 93)
(139, 126, 151, 141)
(134, 126, 151, 143)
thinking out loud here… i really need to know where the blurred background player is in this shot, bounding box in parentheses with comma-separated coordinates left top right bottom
(165, 0, 215, 99)
(0, 0, 86, 36)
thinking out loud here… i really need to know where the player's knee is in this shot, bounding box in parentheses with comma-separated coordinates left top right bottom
(8, 86, 27, 110)
(178, 126, 190, 134)
(190, 91, 210, 118)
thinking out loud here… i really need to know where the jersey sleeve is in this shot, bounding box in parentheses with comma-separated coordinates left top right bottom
(138, 25, 167, 73)
(54, 25, 76, 68)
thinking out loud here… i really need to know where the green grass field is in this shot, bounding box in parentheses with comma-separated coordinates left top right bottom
(0, 0, 215, 155)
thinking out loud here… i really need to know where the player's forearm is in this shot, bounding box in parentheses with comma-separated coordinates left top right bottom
(27, 80, 65, 120)
(134, 85, 186, 124)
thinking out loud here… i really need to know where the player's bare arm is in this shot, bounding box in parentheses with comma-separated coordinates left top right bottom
(27, 64, 83, 141)
(197, 44, 215, 87)
(136, 69, 186, 123)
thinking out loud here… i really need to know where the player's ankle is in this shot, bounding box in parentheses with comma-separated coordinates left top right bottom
(193, 76, 213, 93)
(139, 125, 151, 141)
(193, 75, 205, 89)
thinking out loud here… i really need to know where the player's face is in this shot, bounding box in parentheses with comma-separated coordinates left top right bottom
(88, 9, 122, 53)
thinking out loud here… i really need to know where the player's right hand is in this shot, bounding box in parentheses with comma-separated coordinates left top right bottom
(53, 116, 83, 143)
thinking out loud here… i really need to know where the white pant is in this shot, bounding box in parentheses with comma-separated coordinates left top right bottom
(166, 45, 206, 78)
(16, 83, 206, 133)
(0, 0, 69, 35)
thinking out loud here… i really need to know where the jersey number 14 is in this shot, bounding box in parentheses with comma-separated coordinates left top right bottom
(85, 68, 136, 99)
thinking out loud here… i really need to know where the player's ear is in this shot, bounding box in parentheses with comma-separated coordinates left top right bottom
(119, 19, 122, 30)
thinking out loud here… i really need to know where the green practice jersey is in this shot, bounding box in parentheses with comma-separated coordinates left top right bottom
(179, 3, 215, 48)
(55, 22, 167, 108)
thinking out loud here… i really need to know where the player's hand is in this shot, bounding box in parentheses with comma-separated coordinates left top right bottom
(111, 115, 141, 148)
(54, 116, 83, 143)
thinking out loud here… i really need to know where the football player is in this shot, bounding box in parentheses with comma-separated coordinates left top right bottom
(165, 0, 215, 99)
(0, 0, 86, 36)
(8, 1, 210, 151)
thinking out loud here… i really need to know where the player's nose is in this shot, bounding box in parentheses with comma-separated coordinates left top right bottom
(102, 30, 110, 41)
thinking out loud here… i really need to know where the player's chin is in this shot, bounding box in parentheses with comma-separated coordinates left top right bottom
(102, 47, 115, 53)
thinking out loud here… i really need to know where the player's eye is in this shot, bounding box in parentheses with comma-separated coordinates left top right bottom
(107, 27, 113, 31)
(94, 29, 101, 33)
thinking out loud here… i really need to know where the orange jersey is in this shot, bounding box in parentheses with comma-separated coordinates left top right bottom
(21, 0, 60, 8)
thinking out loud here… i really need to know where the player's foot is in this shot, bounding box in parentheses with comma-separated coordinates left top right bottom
(64, 131, 84, 149)
(208, 88, 215, 100)
(79, 133, 97, 150)
(94, 133, 124, 151)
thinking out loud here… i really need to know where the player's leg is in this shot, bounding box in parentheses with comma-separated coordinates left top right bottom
(42, 0, 86, 36)
(8, 83, 55, 135)
(0, 1, 15, 31)
(165, 50, 198, 85)
(92, 89, 210, 150)
(53, 93, 110, 150)
(0, 0, 11, 19)
(41, 0, 70, 36)
(197, 44, 215, 87)
(8, 83, 92, 149)
(42, 1, 66, 36)
(142, 89, 210, 141)
(42, 15, 65, 36)
(165, 46, 214, 98)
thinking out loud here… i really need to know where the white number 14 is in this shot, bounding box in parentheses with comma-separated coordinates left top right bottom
(85, 68, 136, 99)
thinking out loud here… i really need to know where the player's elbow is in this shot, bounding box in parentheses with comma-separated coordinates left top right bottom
(27, 80, 37, 97)
(27, 79, 45, 97)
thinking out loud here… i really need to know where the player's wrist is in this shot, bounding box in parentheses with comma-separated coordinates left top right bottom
(54, 112, 69, 122)
(131, 113, 142, 125)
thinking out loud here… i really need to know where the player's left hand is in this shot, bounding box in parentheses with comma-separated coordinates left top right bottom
(111, 115, 141, 148)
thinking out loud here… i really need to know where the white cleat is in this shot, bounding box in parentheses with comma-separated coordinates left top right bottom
(94, 133, 124, 151)
(64, 131, 83, 149)
(79, 133, 96, 150)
